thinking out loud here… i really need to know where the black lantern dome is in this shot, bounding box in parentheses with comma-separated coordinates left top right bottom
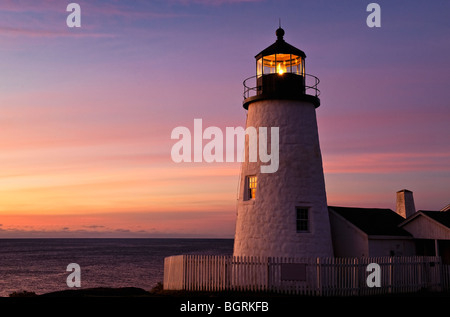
(256, 27, 306, 77)
(243, 27, 320, 109)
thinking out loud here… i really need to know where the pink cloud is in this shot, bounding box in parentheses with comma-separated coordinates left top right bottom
(0, 26, 114, 38)
(323, 152, 450, 174)
(0, 210, 236, 238)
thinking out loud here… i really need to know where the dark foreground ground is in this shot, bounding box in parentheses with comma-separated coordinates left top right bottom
(2, 286, 449, 314)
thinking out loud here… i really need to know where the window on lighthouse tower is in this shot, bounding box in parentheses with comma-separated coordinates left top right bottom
(296, 207, 309, 232)
(247, 176, 257, 200)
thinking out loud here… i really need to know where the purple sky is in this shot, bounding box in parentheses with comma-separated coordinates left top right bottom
(0, 0, 449, 237)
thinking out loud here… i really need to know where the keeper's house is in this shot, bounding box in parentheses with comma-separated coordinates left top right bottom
(329, 189, 450, 262)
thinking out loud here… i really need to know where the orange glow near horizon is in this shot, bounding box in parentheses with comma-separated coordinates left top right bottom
(0, 162, 240, 215)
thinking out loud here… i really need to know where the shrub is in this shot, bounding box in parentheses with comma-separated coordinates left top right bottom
(9, 290, 37, 297)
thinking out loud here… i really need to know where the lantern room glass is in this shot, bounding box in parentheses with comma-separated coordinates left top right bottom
(256, 53, 304, 77)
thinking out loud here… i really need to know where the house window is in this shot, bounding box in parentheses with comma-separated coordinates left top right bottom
(247, 176, 257, 200)
(296, 207, 309, 232)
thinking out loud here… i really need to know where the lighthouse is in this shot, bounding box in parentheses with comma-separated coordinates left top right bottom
(233, 27, 334, 258)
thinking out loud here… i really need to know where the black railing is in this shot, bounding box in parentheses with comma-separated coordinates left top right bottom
(243, 74, 320, 99)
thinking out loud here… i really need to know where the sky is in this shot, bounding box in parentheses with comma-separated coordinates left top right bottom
(0, 0, 449, 238)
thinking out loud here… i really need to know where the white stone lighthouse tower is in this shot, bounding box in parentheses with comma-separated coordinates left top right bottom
(233, 27, 333, 258)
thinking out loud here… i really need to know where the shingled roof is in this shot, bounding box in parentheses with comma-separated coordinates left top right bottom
(418, 210, 450, 228)
(329, 206, 412, 237)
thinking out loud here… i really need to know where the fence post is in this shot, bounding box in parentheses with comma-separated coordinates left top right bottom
(388, 256, 393, 294)
(438, 256, 444, 292)
(316, 257, 321, 296)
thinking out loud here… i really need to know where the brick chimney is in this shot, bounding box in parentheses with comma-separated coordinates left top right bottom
(396, 189, 416, 218)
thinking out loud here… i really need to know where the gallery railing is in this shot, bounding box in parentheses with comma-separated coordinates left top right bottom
(243, 73, 320, 99)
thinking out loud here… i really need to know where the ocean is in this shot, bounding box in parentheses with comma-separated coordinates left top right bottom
(0, 238, 233, 297)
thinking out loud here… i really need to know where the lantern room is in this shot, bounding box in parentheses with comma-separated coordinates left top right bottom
(257, 53, 304, 77)
(256, 28, 305, 78)
(243, 27, 320, 109)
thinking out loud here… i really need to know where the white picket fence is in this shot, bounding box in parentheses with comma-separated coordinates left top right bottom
(164, 255, 449, 296)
